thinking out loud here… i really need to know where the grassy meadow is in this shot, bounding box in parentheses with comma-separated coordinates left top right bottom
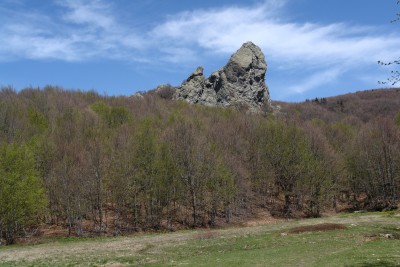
(0, 212, 399, 266)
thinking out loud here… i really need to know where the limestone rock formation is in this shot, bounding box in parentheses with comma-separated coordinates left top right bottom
(173, 42, 270, 112)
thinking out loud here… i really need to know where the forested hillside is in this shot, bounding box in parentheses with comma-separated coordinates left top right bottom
(1, 86, 399, 245)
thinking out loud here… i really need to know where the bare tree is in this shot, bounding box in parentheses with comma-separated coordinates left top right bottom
(348, 118, 400, 210)
(378, 1, 400, 85)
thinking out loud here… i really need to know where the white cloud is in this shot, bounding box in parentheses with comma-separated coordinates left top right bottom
(59, 0, 115, 30)
(2, 0, 399, 66)
(151, 0, 400, 94)
(1, 22, 79, 61)
(286, 67, 343, 94)
(151, 1, 283, 53)
(153, 2, 400, 66)
(158, 47, 199, 64)
(0, 0, 145, 62)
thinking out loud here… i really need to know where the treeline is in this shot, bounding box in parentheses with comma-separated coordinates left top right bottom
(1, 86, 399, 244)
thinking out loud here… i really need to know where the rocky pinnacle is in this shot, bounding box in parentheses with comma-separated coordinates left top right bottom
(173, 42, 270, 112)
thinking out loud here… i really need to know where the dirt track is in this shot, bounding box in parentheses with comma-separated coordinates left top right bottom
(0, 214, 395, 264)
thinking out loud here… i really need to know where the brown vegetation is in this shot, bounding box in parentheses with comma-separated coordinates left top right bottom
(0, 86, 399, 245)
(288, 223, 346, 234)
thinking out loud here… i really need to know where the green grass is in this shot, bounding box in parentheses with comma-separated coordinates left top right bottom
(1, 213, 400, 266)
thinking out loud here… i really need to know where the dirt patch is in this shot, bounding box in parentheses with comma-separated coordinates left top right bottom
(0, 231, 191, 262)
(235, 208, 284, 227)
(193, 229, 220, 240)
(288, 223, 346, 234)
(365, 233, 400, 241)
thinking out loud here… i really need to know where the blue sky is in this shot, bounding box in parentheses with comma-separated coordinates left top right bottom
(1, 0, 399, 101)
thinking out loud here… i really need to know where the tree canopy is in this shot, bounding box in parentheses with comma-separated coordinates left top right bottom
(0, 86, 399, 244)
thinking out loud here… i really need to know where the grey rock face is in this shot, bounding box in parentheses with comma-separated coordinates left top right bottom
(173, 42, 270, 112)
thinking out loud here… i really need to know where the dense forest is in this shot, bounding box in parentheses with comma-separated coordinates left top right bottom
(1, 86, 400, 245)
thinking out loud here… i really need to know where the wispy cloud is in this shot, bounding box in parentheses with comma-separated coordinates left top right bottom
(151, 0, 288, 58)
(0, 0, 144, 61)
(153, 1, 400, 65)
(59, 0, 115, 30)
(151, 0, 400, 94)
(287, 68, 343, 95)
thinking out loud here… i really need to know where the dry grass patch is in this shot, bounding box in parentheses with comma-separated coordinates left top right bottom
(194, 229, 220, 240)
(288, 223, 346, 234)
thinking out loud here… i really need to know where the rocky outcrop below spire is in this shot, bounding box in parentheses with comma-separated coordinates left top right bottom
(173, 42, 270, 112)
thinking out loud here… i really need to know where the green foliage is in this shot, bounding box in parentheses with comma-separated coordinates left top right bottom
(0, 144, 47, 245)
(395, 111, 400, 127)
(108, 106, 130, 127)
(90, 101, 109, 117)
(27, 107, 48, 130)
(130, 118, 163, 226)
(90, 101, 131, 128)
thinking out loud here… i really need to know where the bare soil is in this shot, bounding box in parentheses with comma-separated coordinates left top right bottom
(288, 223, 346, 233)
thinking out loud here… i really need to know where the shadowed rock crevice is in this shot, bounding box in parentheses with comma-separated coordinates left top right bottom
(173, 42, 270, 112)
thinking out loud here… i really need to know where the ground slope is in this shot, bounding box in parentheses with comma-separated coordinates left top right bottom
(1, 212, 399, 266)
